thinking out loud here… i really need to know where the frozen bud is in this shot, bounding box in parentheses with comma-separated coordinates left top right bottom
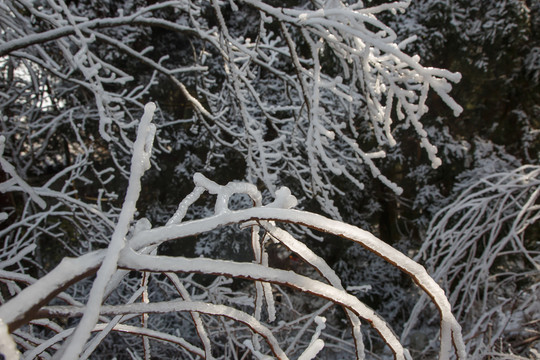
(268, 187, 298, 209)
(133, 218, 152, 234)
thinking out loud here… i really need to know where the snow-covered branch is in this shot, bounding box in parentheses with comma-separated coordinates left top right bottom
(0, 103, 465, 359)
(0, 0, 473, 357)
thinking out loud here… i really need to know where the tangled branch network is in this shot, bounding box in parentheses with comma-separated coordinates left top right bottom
(0, 0, 462, 218)
(0, 104, 465, 359)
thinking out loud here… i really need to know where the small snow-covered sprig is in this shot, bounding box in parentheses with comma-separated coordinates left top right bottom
(0, 135, 47, 210)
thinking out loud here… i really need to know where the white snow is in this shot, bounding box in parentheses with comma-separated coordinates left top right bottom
(0, 318, 20, 360)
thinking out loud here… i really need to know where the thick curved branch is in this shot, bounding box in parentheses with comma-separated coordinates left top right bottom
(118, 248, 406, 359)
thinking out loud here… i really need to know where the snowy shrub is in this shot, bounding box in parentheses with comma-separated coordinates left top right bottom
(403, 165, 540, 358)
